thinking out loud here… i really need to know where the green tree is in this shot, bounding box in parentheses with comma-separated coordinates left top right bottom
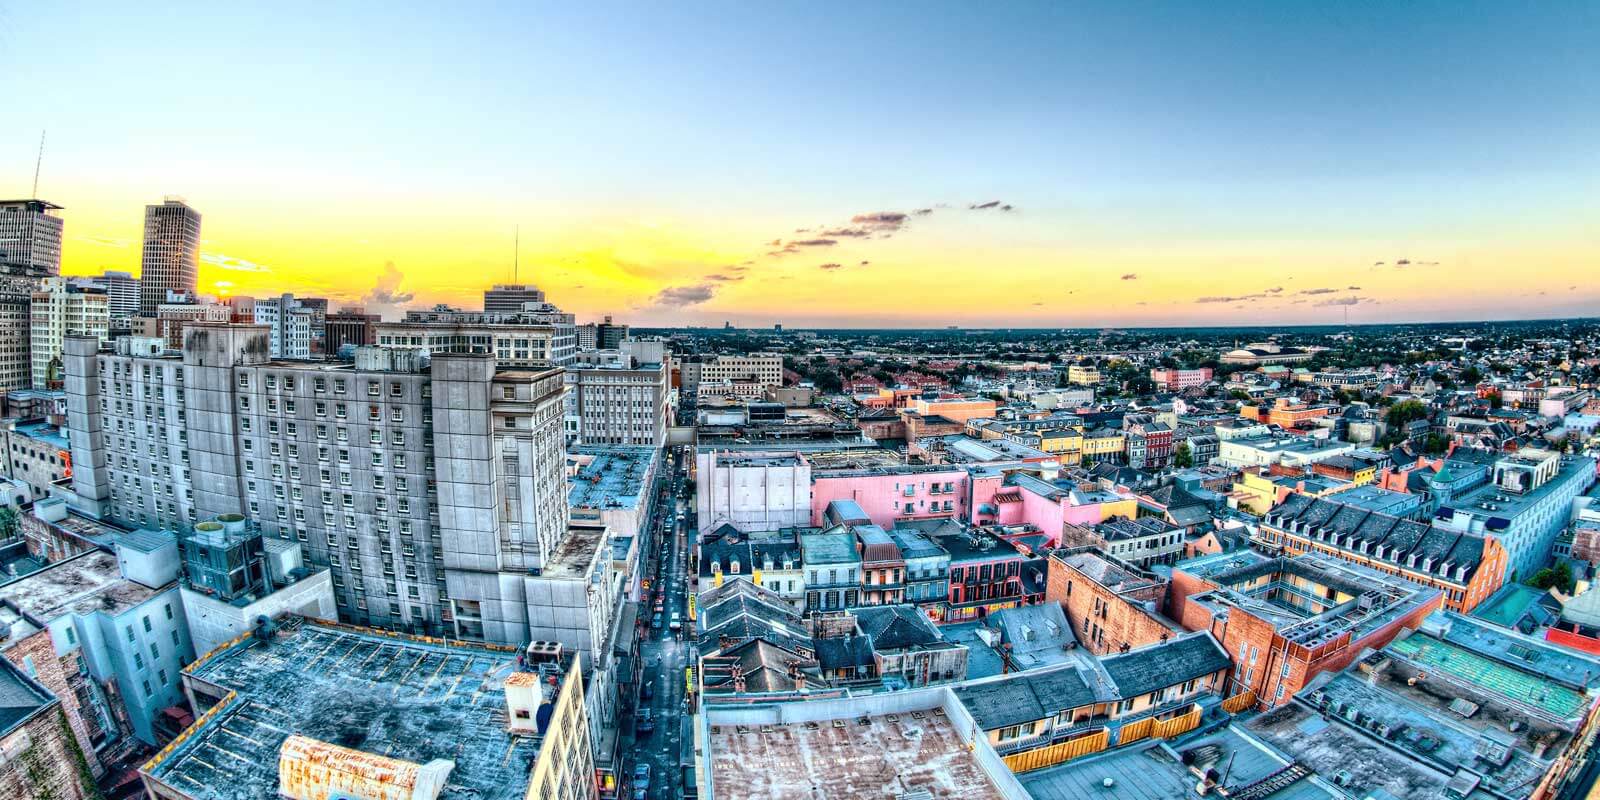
(0, 506, 18, 541)
(1528, 562, 1575, 594)
(1173, 441, 1193, 469)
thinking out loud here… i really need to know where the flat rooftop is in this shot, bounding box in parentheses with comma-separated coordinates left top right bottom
(568, 445, 655, 510)
(543, 524, 609, 578)
(1022, 725, 1335, 800)
(0, 549, 164, 626)
(149, 622, 538, 800)
(706, 708, 1003, 799)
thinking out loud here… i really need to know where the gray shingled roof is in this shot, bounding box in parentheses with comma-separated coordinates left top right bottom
(1101, 633, 1230, 698)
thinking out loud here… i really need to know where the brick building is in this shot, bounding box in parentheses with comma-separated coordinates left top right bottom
(0, 656, 97, 800)
(1169, 550, 1441, 707)
(1045, 548, 1179, 655)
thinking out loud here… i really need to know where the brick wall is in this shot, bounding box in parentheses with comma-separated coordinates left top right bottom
(0, 703, 95, 800)
(2, 629, 101, 777)
(1046, 556, 1176, 655)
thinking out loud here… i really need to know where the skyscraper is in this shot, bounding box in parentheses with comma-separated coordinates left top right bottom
(483, 283, 546, 314)
(0, 199, 64, 277)
(138, 198, 201, 315)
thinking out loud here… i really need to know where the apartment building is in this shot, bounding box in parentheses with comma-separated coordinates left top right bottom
(31, 277, 109, 389)
(1066, 364, 1100, 385)
(1150, 367, 1213, 390)
(61, 326, 576, 645)
(251, 293, 315, 359)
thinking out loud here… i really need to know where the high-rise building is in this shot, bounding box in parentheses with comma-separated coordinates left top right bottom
(0, 199, 64, 276)
(75, 270, 141, 325)
(324, 306, 379, 353)
(138, 198, 201, 315)
(30, 277, 109, 388)
(0, 296, 29, 390)
(252, 293, 314, 359)
(62, 326, 581, 647)
(483, 283, 546, 314)
(564, 349, 670, 447)
(575, 315, 629, 352)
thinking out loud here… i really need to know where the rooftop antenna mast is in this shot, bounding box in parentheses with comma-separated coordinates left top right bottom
(31, 130, 45, 197)
(513, 225, 520, 284)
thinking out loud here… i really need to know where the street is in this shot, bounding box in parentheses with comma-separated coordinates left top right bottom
(625, 444, 695, 800)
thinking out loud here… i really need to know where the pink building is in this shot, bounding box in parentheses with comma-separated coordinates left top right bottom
(1151, 367, 1214, 390)
(810, 467, 971, 529)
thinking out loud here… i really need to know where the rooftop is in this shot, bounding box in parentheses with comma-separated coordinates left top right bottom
(567, 445, 655, 510)
(0, 656, 53, 738)
(148, 622, 542, 800)
(542, 524, 609, 579)
(1022, 724, 1336, 800)
(705, 702, 1011, 799)
(0, 550, 167, 630)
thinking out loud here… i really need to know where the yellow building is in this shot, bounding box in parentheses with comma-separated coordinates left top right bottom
(1067, 365, 1101, 386)
(1231, 470, 1281, 515)
(1081, 429, 1123, 461)
(1037, 429, 1084, 464)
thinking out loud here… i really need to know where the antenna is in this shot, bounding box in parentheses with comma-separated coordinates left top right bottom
(513, 225, 520, 283)
(31, 130, 45, 197)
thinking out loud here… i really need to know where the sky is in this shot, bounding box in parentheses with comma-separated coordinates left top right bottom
(3, 1, 1597, 327)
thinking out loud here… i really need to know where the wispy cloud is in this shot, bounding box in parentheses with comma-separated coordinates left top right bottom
(1297, 287, 1337, 296)
(201, 252, 272, 273)
(649, 284, 716, 307)
(1314, 295, 1366, 307)
(818, 262, 844, 271)
(968, 200, 1015, 211)
(1121, 273, 1138, 281)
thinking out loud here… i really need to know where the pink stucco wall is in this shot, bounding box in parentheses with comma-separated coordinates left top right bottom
(810, 468, 971, 528)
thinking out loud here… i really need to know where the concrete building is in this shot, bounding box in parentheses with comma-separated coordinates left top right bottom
(482, 282, 545, 314)
(0, 199, 65, 276)
(138, 198, 202, 316)
(0, 295, 29, 390)
(83, 270, 141, 326)
(30, 277, 109, 389)
(574, 315, 629, 351)
(1431, 448, 1596, 581)
(0, 657, 97, 800)
(1150, 366, 1213, 390)
(138, 300, 231, 347)
(140, 622, 593, 800)
(679, 354, 782, 396)
(1215, 433, 1354, 470)
(176, 515, 337, 655)
(252, 293, 315, 359)
(322, 306, 378, 352)
(564, 352, 669, 447)
(1061, 517, 1185, 568)
(375, 304, 577, 367)
(695, 450, 811, 536)
(0, 540, 196, 746)
(1, 419, 71, 501)
(62, 328, 581, 647)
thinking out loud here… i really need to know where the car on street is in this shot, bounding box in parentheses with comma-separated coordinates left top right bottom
(641, 680, 654, 701)
(669, 611, 682, 632)
(636, 708, 655, 736)
(632, 762, 652, 800)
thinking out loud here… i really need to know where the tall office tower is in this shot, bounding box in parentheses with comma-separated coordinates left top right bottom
(30, 277, 109, 388)
(138, 198, 201, 316)
(0, 199, 65, 276)
(297, 296, 329, 354)
(63, 326, 583, 646)
(0, 296, 29, 390)
(483, 283, 546, 314)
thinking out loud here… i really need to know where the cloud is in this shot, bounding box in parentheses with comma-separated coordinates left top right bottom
(650, 284, 716, 307)
(200, 252, 272, 273)
(1195, 295, 1262, 304)
(1031, 302, 1043, 306)
(1373, 261, 1385, 266)
(1266, 287, 1283, 294)
(1395, 259, 1410, 266)
(859, 260, 869, 266)
(1121, 273, 1138, 281)
(1347, 285, 1361, 290)
(73, 234, 133, 249)
(818, 263, 844, 271)
(1297, 287, 1337, 295)
(790, 239, 837, 247)
(362, 261, 415, 306)
(968, 200, 1015, 211)
(913, 208, 934, 216)
(818, 227, 873, 238)
(1313, 295, 1366, 307)
(707, 273, 742, 282)
(851, 211, 908, 228)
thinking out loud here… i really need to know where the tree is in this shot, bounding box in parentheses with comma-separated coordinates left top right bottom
(0, 506, 17, 541)
(1528, 562, 1575, 594)
(1460, 366, 1483, 385)
(1173, 441, 1193, 469)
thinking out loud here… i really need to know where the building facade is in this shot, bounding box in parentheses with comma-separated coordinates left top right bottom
(138, 198, 202, 316)
(31, 277, 109, 389)
(0, 198, 64, 276)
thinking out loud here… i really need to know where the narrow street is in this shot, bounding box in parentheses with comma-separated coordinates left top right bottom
(626, 445, 695, 799)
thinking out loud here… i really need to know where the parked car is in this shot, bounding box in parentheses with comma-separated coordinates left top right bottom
(633, 762, 652, 800)
(669, 611, 682, 632)
(636, 709, 656, 736)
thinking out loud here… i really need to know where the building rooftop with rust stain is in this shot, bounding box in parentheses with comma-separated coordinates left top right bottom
(140, 621, 545, 800)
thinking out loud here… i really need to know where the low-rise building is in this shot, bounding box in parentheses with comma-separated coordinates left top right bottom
(1046, 549, 1177, 656)
(0, 656, 98, 800)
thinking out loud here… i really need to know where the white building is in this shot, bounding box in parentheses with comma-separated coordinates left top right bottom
(252, 293, 315, 359)
(0, 296, 29, 390)
(376, 305, 577, 367)
(681, 355, 783, 396)
(564, 349, 670, 447)
(695, 450, 811, 536)
(30, 277, 109, 388)
(0, 199, 65, 276)
(1215, 434, 1355, 469)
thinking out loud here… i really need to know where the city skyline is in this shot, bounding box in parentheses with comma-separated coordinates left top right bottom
(4, 2, 1597, 327)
